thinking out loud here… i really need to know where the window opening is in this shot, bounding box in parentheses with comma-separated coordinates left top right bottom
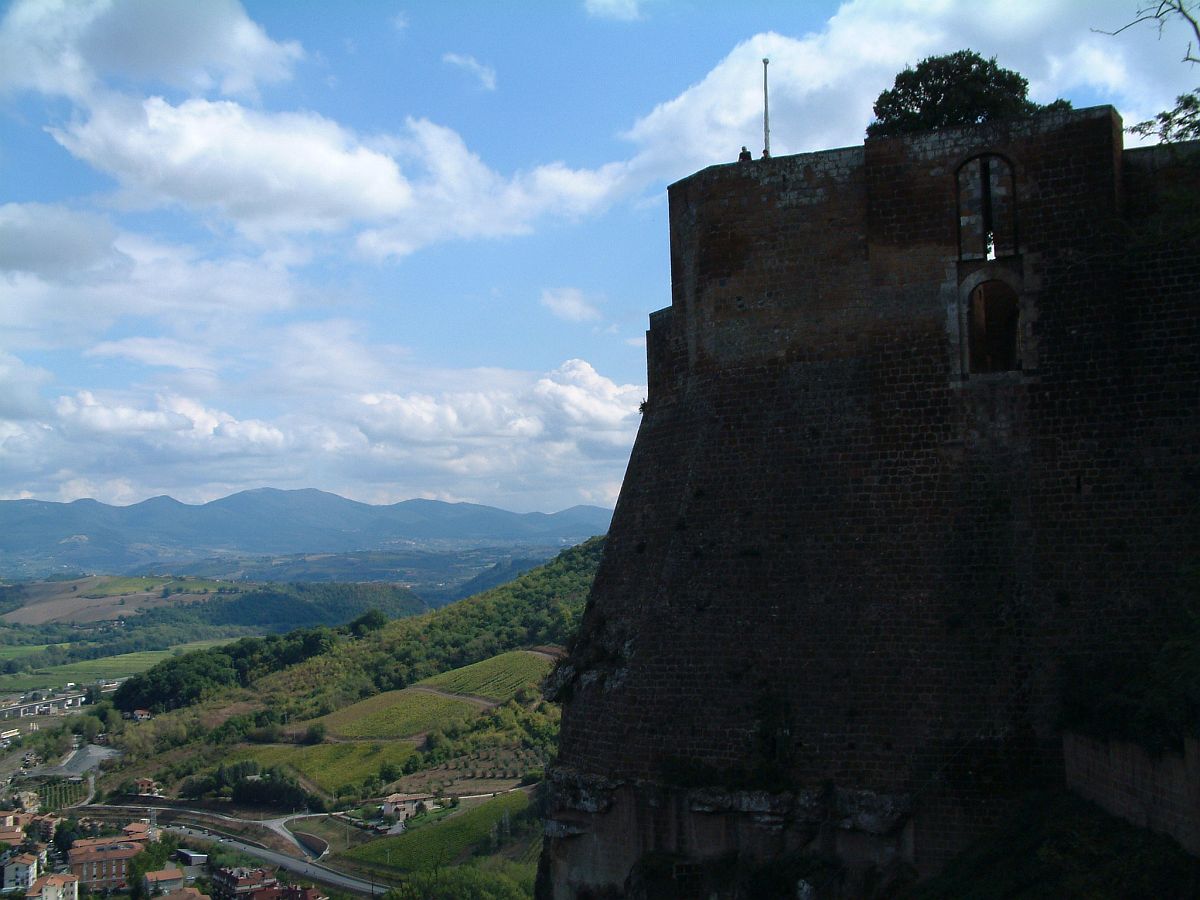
(968, 281, 1019, 372)
(958, 155, 1015, 261)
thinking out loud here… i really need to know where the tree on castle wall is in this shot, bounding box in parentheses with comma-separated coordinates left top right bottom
(1116, 2, 1200, 142)
(866, 50, 1069, 138)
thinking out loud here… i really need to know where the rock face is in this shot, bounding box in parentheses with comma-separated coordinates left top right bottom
(539, 107, 1200, 898)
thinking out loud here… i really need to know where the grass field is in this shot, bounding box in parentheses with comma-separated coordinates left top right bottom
(81, 576, 231, 598)
(418, 651, 553, 702)
(0, 638, 235, 692)
(78, 576, 169, 598)
(230, 741, 418, 794)
(0, 644, 57, 661)
(315, 689, 479, 739)
(287, 815, 374, 852)
(344, 790, 531, 873)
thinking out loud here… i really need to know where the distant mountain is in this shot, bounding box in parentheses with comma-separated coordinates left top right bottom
(0, 488, 612, 579)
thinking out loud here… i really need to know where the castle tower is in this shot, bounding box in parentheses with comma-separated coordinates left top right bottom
(541, 107, 1200, 896)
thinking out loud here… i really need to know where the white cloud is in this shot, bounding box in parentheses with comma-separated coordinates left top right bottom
(356, 119, 628, 258)
(77, 0, 302, 97)
(55, 391, 190, 436)
(0, 0, 300, 100)
(0, 352, 52, 420)
(616, 0, 1199, 186)
(391, 11, 409, 32)
(585, 0, 643, 22)
(0, 208, 295, 353)
(5, 357, 641, 509)
(541, 288, 602, 323)
(534, 359, 641, 439)
(0, 203, 130, 280)
(50, 96, 413, 237)
(442, 52, 497, 91)
(86, 338, 217, 372)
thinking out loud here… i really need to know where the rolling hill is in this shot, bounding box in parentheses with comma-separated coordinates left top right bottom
(0, 488, 611, 578)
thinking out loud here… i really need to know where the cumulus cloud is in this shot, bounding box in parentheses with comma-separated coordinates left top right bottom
(356, 119, 629, 258)
(0, 207, 295, 353)
(442, 52, 497, 91)
(541, 288, 602, 323)
(0, 203, 130, 280)
(49, 97, 413, 236)
(0, 0, 300, 100)
(2, 358, 642, 508)
(616, 0, 1198, 185)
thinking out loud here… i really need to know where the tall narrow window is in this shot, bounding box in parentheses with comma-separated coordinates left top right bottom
(958, 155, 1016, 260)
(968, 281, 1020, 372)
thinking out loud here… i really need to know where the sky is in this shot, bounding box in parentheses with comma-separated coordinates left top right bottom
(0, 0, 1195, 513)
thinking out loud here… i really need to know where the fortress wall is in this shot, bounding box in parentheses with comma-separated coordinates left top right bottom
(1064, 733, 1200, 856)
(545, 109, 1200, 897)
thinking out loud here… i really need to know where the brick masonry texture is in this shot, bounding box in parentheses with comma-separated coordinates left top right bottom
(540, 107, 1200, 898)
(1063, 732, 1199, 855)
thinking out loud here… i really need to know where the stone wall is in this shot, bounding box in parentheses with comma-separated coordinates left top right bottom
(1064, 733, 1200, 856)
(541, 108, 1200, 898)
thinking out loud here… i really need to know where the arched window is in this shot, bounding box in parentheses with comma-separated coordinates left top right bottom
(957, 155, 1016, 261)
(968, 281, 1020, 372)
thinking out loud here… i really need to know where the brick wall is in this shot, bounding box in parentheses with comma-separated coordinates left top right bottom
(542, 108, 1200, 898)
(1064, 732, 1200, 856)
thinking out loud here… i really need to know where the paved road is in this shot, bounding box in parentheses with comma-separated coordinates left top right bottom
(166, 826, 390, 897)
(93, 804, 309, 855)
(24, 743, 118, 778)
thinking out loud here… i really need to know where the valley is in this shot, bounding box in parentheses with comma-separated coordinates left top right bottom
(0, 538, 602, 897)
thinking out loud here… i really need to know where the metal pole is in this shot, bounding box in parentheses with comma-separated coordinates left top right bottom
(762, 57, 771, 158)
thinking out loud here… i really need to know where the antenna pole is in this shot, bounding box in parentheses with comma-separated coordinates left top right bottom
(762, 57, 771, 158)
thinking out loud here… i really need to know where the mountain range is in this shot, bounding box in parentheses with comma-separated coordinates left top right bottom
(0, 488, 612, 579)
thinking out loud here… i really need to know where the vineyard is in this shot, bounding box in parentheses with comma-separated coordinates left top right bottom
(229, 741, 418, 794)
(344, 789, 532, 873)
(418, 650, 553, 702)
(315, 689, 480, 739)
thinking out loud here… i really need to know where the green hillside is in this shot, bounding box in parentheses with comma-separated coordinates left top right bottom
(317, 689, 480, 739)
(418, 650, 554, 702)
(254, 535, 602, 721)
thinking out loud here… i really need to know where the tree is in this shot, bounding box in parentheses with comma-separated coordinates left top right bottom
(867, 50, 1069, 138)
(1112, 2, 1200, 142)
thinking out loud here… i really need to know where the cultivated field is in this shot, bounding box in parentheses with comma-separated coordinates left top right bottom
(2, 576, 231, 625)
(389, 745, 545, 797)
(229, 741, 418, 794)
(314, 689, 480, 739)
(417, 650, 553, 702)
(0, 644, 58, 661)
(0, 638, 234, 693)
(343, 789, 531, 873)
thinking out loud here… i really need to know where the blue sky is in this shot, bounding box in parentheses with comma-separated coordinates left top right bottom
(0, 0, 1195, 512)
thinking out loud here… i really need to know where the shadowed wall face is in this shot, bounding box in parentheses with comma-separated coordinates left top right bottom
(541, 108, 1200, 899)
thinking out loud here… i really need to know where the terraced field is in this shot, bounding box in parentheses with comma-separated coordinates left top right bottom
(230, 741, 418, 794)
(344, 790, 531, 873)
(417, 650, 553, 702)
(315, 689, 479, 739)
